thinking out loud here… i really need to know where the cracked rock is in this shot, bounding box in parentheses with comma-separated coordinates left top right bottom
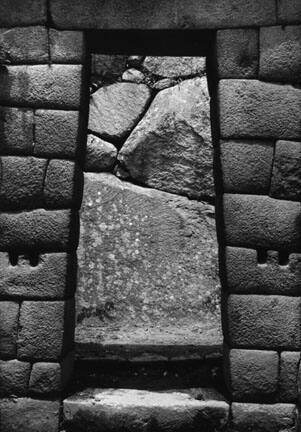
(143, 56, 206, 78)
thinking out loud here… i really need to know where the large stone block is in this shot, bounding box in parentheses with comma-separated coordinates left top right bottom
(223, 194, 301, 251)
(0, 0, 47, 26)
(18, 300, 75, 360)
(224, 247, 301, 295)
(0, 359, 31, 396)
(0, 107, 33, 156)
(277, 0, 301, 24)
(0, 252, 77, 299)
(219, 79, 301, 139)
(280, 352, 300, 402)
(49, 29, 86, 63)
(0, 209, 79, 252)
(0, 65, 83, 109)
(0, 301, 19, 357)
(225, 295, 301, 349)
(143, 56, 206, 78)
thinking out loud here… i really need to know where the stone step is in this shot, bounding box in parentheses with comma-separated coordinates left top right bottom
(63, 388, 229, 432)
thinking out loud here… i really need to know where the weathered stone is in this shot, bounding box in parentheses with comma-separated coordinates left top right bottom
(0, 398, 60, 432)
(0, 26, 48, 64)
(0, 0, 47, 27)
(118, 77, 213, 199)
(280, 352, 300, 402)
(122, 68, 145, 83)
(0, 156, 46, 210)
(88, 82, 151, 141)
(277, 0, 301, 24)
(49, 29, 86, 63)
(0, 359, 31, 396)
(143, 56, 206, 78)
(18, 300, 75, 360)
(0, 65, 83, 109)
(91, 54, 127, 79)
(0, 301, 19, 357)
(216, 29, 258, 78)
(223, 194, 301, 251)
(84, 134, 117, 172)
(0, 252, 76, 299)
(77, 173, 221, 347)
(231, 403, 297, 432)
(34, 109, 81, 159)
(152, 78, 177, 90)
(226, 295, 301, 350)
(270, 140, 301, 201)
(224, 247, 301, 295)
(219, 79, 301, 139)
(220, 140, 274, 194)
(0, 106, 33, 156)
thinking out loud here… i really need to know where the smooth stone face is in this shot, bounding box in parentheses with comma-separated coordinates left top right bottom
(118, 77, 213, 199)
(84, 134, 117, 172)
(76, 173, 221, 347)
(143, 56, 206, 78)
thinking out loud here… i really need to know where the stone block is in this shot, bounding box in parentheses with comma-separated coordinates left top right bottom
(34, 109, 82, 159)
(0, 26, 48, 64)
(84, 134, 117, 172)
(0, 156, 46, 210)
(219, 79, 301, 139)
(220, 140, 274, 194)
(0, 65, 83, 109)
(0, 106, 33, 156)
(231, 403, 297, 432)
(260, 25, 301, 82)
(0, 359, 30, 396)
(270, 140, 301, 201)
(0, 301, 19, 357)
(277, 0, 301, 24)
(225, 348, 278, 401)
(91, 54, 127, 79)
(18, 300, 75, 360)
(223, 194, 301, 251)
(0, 209, 79, 252)
(280, 352, 300, 402)
(225, 295, 301, 350)
(216, 29, 258, 78)
(0, 252, 77, 299)
(44, 159, 83, 209)
(224, 247, 301, 295)
(0, 0, 47, 27)
(49, 29, 86, 63)
(0, 398, 60, 432)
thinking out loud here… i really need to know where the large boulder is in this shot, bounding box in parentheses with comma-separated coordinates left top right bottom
(143, 56, 206, 78)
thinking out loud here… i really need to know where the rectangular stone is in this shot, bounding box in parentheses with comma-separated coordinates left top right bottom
(219, 79, 301, 139)
(49, 29, 86, 63)
(226, 295, 301, 350)
(223, 194, 301, 251)
(0, 359, 31, 396)
(0, 301, 19, 357)
(277, 0, 301, 24)
(0, 0, 47, 26)
(280, 352, 300, 402)
(0, 107, 33, 156)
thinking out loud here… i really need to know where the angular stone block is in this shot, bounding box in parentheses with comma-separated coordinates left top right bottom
(49, 29, 86, 63)
(0, 0, 47, 27)
(277, 0, 301, 24)
(34, 109, 82, 159)
(219, 79, 301, 139)
(84, 134, 117, 172)
(0, 252, 77, 299)
(216, 29, 258, 78)
(220, 140, 274, 194)
(223, 194, 301, 251)
(0, 359, 31, 396)
(0, 65, 83, 109)
(0, 301, 19, 357)
(0, 106, 33, 156)
(280, 352, 300, 402)
(18, 300, 75, 360)
(224, 247, 301, 295)
(226, 295, 301, 350)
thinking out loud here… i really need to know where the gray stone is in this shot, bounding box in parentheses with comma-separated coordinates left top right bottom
(91, 54, 127, 79)
(49, 29, 86, 63)
(88, 82, 151, 141)
(143, 56, 206, 78)
(118, 77, 213, 199)
(277, 0, 301, 24)
(122, 68, 145, 83)
(0, 106, 33, 156)
(152, 78, 177, 90)
(0, 359, 31, 396)
(84, 134, 117, 172)
(127, 56, 144, 67)
(280, 352, 300, 402)
(0, 0, 47, 27)
(0, 301, 19, 357)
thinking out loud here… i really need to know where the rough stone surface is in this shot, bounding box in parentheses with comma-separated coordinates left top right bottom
(216, 29, 259, 78)
(0, 209, 78, 252)
(64, 389, 229, 432)
(118, 77, 213, 199)
(34, 109, 81, 159)
(152, 78, 177, 90)
(0, 65, 83, 109)
(220, 140, 274, 194)
(49, 29, 86, 63)
(89, 82, 151, 141)
(277, 0, 301, 24)
(270, 140, 301, 201)
(280, 352, 300, 402)
(18, 300, 75, 360)
(219, 79, 301, 139)
(223, 194, 301, 251)
(224, 246, 301, 295)
(0, 252, 77, 299)
(260, 25, 301, 82)
(0, 156, 46, 210)
(0, 398, 60, 432)
(76, 173, 221, 347)
(0, 0, 47, 27)
(122, 68, 145, 83)
(84, 134, 117, 172)
(0, 106, 33, 156)
(143, 56, 206, 78)
(0, 359, 31, 396)
(91, 54, 127, 79)
(226, 295, 301, 350)
(0, 301, 19, 357)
